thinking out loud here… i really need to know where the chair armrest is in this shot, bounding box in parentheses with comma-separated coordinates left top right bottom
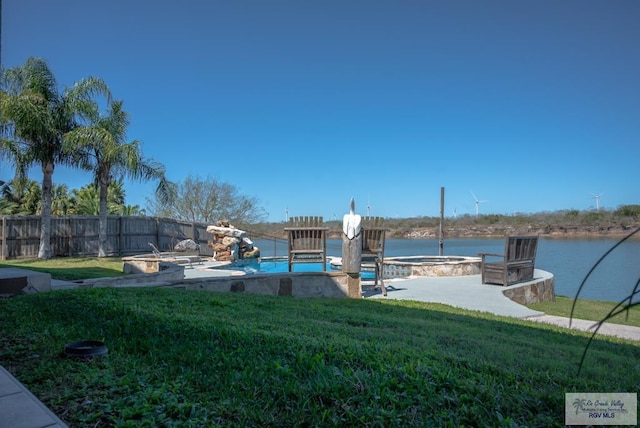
(478, 252, 504, 258)
(505, 259, 535, 266)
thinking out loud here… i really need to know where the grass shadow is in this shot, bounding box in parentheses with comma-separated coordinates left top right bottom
(571, 225, 640, 374)
(0, 263, 124, 281)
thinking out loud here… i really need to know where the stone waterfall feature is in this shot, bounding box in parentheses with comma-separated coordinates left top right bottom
(206, 221, 260, 262)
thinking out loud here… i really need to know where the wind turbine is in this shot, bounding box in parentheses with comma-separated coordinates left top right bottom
(590, 192, 604, 211)
(285, 207, 289, 222)
(452, 208, 457, 219)
(470, 190, 487, 216)
(366, 195, 371, 217)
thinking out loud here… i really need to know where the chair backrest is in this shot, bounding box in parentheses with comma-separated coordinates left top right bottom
(361, 216, 384, 229)
(285, 216, 327, 251)
(288, 216, 324, 228)
(361, 216, 386, 256)
(504, 236, 538, 262)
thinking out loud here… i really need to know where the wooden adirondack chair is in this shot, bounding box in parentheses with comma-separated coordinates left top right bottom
(479, 236, 539, 286)
(361, 216, 387, 296)
(284, 216, 329, 272)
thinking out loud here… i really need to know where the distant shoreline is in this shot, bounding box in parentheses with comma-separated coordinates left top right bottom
(264, 223, 640, 240)
(324, 225, 640, 240)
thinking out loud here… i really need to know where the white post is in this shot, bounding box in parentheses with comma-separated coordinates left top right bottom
(342, 198, 362, 297)
(342, 198, 362, 273)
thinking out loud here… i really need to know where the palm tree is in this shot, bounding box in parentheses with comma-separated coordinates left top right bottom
(64, 100, 171, 256)
(71, 181, 128, 216)
(72, 184, 101, 215)
(0, 178, 41, 214)
(51, 183, 73, 215)
(0, 199, 19, 215)
(0, 57, 111, 258)
(119, 204, 146, 216)
(105, 178, 126, 206)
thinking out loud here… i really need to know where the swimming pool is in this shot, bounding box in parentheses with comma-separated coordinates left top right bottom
(206, 255, 481, 279)
(208, 257, 375, 279)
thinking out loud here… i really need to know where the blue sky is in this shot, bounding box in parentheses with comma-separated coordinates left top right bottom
(2, 0, 639, 222)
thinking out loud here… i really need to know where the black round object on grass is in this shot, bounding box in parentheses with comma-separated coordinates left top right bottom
(64, 340, 108, 358)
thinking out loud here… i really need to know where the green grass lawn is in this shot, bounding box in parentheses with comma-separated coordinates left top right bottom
(0, 257, 125, 281)
(1, 287, 638, 427)
(528, 296, 640, 327)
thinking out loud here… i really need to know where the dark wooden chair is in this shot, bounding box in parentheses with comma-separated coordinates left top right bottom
(285, 216, 328, 272)
(479, 236, 539, 286)
(361, 216, 387, 296)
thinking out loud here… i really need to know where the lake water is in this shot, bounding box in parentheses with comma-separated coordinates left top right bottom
(252, 236, 640, 304)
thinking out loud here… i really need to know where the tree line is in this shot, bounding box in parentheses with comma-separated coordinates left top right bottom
(1, 58, 264, 258)
(245, 205, 640, 240)
(0, 174, 267, 223)
(0, 178, 145, 216)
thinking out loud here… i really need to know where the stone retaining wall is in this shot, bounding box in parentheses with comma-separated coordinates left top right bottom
(501, 270, 555, 305)
(181, 272, 359, 299)
(86, 260, 555, 305)
(108, 258, 360, 298)
(77, 262, 185, 288)
(122, 255, 197, 274)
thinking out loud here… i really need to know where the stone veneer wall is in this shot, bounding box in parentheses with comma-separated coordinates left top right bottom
(383, 258, 481, 278)
(501, 272, 555, 305)
(79, 261, 186, 287)
(182, 272, 359, 298)
(118, 258, 360, 298)
(122, 255, 199, 274)
(102, 260, 556, 305)
(409, 261, 481, 277)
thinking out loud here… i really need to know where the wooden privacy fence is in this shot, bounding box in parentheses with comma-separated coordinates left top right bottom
(0, 215, 214, 259)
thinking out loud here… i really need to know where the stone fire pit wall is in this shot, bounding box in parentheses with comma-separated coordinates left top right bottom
(382, 256, 481, 279)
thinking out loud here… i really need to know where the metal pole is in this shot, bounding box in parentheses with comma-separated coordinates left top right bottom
(439, 187, 444, 256)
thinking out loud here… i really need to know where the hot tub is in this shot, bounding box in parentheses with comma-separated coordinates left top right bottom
(382, 255, 481, 278)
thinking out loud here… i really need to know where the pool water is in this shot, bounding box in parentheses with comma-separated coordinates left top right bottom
(211, 258, 375, 279)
